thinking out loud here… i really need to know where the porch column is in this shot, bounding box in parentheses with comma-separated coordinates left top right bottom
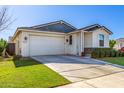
(80, 31, 84, 56)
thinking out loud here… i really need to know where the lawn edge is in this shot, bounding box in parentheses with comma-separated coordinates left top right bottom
(31, 58, 71, 86)
(93, 58, 124, 69)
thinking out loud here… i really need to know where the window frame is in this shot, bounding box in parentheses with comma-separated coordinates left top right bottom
(99, 34, 104, 47)
(69, 35, 72, 45)
(120, 43, 122, 48)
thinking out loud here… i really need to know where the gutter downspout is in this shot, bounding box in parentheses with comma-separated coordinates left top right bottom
(80, 31, 83, 56)
(80, 31, 84, 56)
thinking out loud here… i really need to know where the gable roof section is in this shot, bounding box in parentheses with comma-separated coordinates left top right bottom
(78, 24, 113, 35)
(31, 20, 77, 33)
(101, 26, 113, 34)
(79, 24, 101, 31)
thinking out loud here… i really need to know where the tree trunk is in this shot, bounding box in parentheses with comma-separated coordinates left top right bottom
(2, 48, 10, 58)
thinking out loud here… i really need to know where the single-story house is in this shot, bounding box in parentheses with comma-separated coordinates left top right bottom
(12, 20, 113, 57)
(114, 38, 124, 50)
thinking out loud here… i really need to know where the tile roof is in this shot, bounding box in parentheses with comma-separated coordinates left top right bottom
(116, 38, 124, 42)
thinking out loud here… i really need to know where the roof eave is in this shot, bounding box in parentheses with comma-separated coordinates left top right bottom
(101, 26, 113, 35)
(78, 24, 101, 31)
(12, 28, 66, 41)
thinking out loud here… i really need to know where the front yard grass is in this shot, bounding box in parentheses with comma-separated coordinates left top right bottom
(0, 57, 70, 88)
(98, 57, 124, 66)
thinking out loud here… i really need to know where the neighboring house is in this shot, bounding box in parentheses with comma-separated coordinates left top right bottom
(114, 38, 124, 50)
(8, 36, 13, 43)
(12, 20, 112, 57)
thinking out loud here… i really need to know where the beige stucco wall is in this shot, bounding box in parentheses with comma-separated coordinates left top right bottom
(66, 31, 84, 55)
(13, 32, 22, 55)
(92, 28, 110, 48)
(21, 32, 30, 57)
(84, 32, 92, 48)
(65, 33, 78, 55)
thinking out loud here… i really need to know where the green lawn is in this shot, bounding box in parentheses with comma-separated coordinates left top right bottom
(98, 57, 124, 66)
(0, 57, 70, 88)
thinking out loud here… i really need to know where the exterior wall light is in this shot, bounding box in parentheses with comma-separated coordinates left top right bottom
(24, 36, 27, 41)
(66, 39, 68, 42)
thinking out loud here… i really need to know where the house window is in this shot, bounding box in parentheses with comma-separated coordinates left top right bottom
(99, 34, 104, 47)
(69, 35, 72, 45)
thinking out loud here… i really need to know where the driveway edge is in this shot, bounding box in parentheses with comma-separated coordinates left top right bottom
(92, 58, 124, 69)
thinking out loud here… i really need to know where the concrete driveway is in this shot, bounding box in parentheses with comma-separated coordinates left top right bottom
(32, 55, 124, 88)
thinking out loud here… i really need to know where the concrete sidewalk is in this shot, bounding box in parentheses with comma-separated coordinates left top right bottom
(57, 71, 124, 88)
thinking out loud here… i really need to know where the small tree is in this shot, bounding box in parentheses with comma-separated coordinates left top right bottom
(0, 38, 9, 57)
(0, 7, 13, 32)
(109, 40, 116, 49)
(0, 6, 14, 58)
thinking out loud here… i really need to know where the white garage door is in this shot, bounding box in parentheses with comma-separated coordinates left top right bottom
(29, 35, 65, 56)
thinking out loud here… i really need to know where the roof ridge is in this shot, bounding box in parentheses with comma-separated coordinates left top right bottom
(78, 24, 101, 30)
(31, 20, 77, 30)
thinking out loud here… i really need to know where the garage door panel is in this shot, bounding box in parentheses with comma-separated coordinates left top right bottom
(29, 35, 65, 56)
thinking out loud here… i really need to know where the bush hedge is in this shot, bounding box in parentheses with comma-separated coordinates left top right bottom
(91, 48, 124, 58)
(0, 47, 3, 56)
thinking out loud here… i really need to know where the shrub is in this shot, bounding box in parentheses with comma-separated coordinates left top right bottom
(91, 48, 112, 58)
(91, 50, 99, 58)
(100, 50, 106, 58)
(110, 50, 116, 57)
(0, 47, 3, 56)
(0, 39, 7, 56)
(105, 50, 111, 57)
(122, 52, 124, 57)
(120, 52, 124, 57)
(116, 51, 121, 57)
(91, 48, 124, 58)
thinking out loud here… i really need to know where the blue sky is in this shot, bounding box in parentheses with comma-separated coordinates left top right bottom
(0, 5, 124, 40)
